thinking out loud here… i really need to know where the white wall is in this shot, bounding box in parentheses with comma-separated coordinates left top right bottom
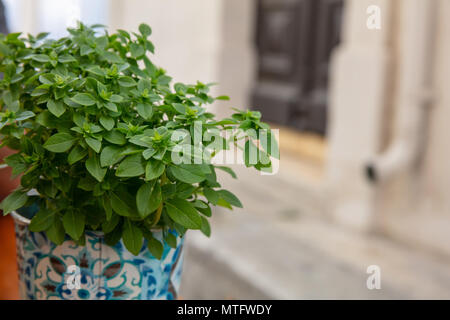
(4, 0, 108, 36)
(108, 0, 223, 89)
(379, 0, 450, 255)
(326, 0, 394, 230)
(108, 0, 256, 115)
(327, 0, 450, 256)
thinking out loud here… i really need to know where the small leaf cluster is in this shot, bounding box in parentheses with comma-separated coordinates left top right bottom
(0, 23, 278, 256)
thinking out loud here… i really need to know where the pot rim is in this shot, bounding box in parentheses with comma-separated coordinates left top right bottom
(11, 210, 31, 226)
(11, 210, 164, 234)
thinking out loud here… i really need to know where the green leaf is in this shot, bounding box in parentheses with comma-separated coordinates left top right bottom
(86, 154, 107, 182)
(118, 76, 136, 87)
(102, 195, 113, 220)
(165, 232, 177, 249)
(104, 102, 118, 112)
(68, 145, 88, 165)
(47, 99, 66, 117)
(39, 74, 55, 84)
(80, 45, 95, 56)
(100, 115, 114, 131)
(218, 190, 242, 208)
(170, 164, 206, 184)
(78, 176, 95, 191)
(244, 139, 258, 167)
(165, 198, 202, 229)
(104, 130, 126, 145)
(15, 111, 35, 121)
(173, 103, 187, 115)
(110, 189, 135, 217)
(117, 29, 131, 40)
(29, 208, 54, 232)
(147, 236, 163, 259)
(137, 79, 151, 92)
(136, 182, 162, 218)
(174, 83, 187, 94)
(260, 130, 280, 160)
(116, 154, 145, 177)
(200, 216, 211, 237)
(139, 23, 152, 37)
(215, 95, 230, 101)
(71, 93, 96, 106)
(95, 35, 109, 49)
(86, 65, 104, 76)
(85, 136, 102, 153)
(100, 145, 124, 167)
(58, 54, 77, 63)
(44, 133, 77, 153)
(145, 160, 165, 181)
(11, 73, 24, 83)
(142, 148, 156, 160)
(102, 212, 119, 233)
(102, 51, 123, 64)
(46, 218, 65, 245)
(31, 54, 50, 63)
(136, 103, 153, 120)
(195, 201, 212, 217)
(130, 43, 145, 58)
(109, 94, 123, 103)
(0, 42, 11, 56)
(203, 187, 219, 205)
(217, 198, 232, 210)
(123, 220, 143, 255)
(62, 210, 85, 240)
(104, 223, 123, 246)
(215, 166, 237, 179)
(1, 190, 27, 215)
(4, 154, 27, 177)
(36, 32, 49, 39)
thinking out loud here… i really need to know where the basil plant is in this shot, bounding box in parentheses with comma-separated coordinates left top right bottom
(0, 23, 278, 257)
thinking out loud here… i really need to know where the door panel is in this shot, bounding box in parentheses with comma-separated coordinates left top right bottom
(252, 0, 343, 135)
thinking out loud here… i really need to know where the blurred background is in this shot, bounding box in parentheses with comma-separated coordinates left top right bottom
(1, 0, 450, 299)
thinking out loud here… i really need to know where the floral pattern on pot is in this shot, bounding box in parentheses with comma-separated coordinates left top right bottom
(14, 221, 184, 300)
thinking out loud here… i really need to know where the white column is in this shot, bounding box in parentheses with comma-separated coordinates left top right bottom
(325, 0, 394, 230)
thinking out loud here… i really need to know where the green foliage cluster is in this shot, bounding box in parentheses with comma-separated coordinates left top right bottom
(0, 23, 278, 256)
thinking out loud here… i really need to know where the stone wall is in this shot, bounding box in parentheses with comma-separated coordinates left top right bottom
(327, 0, 450, 256)
(108, 0, 255, 117)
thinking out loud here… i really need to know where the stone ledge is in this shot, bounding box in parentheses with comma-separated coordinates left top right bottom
(180, 209, 450, 299)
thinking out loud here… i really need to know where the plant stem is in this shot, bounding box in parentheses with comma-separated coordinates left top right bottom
(150, 203, 163, 227)
(150, 172, 167, 227)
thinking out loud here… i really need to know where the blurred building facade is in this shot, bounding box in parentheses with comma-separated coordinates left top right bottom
(327, 0, 450, 257)
(3, 0, 450, 298)
(107, 0, 450, 257)
(6, 0, 449, 256)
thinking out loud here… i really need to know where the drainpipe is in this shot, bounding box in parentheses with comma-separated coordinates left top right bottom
(365, 0, 435, 183)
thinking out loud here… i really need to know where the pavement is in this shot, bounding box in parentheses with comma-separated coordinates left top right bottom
(180, 163, 450, 299)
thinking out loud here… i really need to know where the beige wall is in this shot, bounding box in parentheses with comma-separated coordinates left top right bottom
(327, 0, 450, 255)
(108, 0, 255, 116)
(380, 0, 450, 255)
(107, 0, 450, 255)
(423, 0, 450, 214)
(326, 0, 394, 230)
(109, 0, 222, 85)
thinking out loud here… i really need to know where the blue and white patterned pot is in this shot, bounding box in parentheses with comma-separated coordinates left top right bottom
(12, 211, 184, 300)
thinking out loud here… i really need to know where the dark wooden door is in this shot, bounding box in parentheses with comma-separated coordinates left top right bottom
(252, 0, 343, 135)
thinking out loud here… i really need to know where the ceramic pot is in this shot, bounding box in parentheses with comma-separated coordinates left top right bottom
(12, 210, 184, 300)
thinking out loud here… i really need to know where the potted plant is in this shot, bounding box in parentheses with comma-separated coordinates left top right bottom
(0, 23, 278, 300)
